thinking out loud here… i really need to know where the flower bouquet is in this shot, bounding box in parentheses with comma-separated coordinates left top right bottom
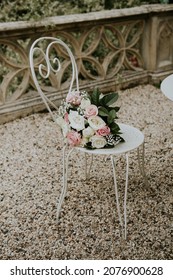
(56, 88, 124, 149)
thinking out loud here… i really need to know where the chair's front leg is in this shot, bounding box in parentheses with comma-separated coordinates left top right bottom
(111, 153, 129, 240)
(84, 153, 93, 180)
(57, 146, 74, 221)
(111, 155, 123, 229)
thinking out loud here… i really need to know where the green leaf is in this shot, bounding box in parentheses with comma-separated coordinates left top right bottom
(106, 93, 119, 107)
(91, 88, 100, 106)
(107, 109, 116, 124)
(113, 106, 120, 112)
(110, 122, 120, 134)
(100, 92, 119, 107)
(98, 107, 109, 117)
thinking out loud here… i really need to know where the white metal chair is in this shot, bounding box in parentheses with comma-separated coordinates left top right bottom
(29, 37, 147, 239)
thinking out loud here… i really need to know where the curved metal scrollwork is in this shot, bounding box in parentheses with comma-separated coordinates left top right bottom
(29, 37, 80, 120)
(35, 47, 61, 80)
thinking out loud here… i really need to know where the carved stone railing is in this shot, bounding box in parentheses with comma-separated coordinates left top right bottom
(0, 4, 173, 123)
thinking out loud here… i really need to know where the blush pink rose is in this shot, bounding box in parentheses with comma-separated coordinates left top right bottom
(66, 90, 81, 105)
(85, 105, 98, 118)
(67, 130, 81, 146)
(96, 126, 110, 136)
(64, 112, 69, 123)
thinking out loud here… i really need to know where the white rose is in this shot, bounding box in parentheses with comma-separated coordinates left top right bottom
(55, 117, 69, 137)
(80, 136, 89, 147)
(82, 126, 95, 138)
(90, 135, 107, 149)
(88, 116, 106, 130)
(80, 98, 91, 109)
(68, 110, 85, 131)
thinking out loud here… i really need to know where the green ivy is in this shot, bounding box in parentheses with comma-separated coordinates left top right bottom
(0, 0, 164, 22)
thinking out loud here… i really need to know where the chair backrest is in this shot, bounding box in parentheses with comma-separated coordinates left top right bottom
(29, 36, 79, 121)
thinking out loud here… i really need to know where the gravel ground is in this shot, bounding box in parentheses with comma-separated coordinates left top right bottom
(0, 84, 172, 260)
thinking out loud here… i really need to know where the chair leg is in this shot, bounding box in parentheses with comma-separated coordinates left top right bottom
(111, 156, 123, 229)
(137, 142, 148, 187)
(124, 153, 129, 240)
(111, 154, 129, 240)
(57, 146, 74, 221)
(84, 153, 93, 180)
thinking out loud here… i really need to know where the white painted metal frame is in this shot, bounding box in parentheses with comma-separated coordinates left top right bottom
(29, 36, 80, 121)
(59, 123, 146, 239)
(29, 37, 147, 239)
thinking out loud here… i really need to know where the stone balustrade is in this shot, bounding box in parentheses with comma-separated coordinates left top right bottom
(0, 4, 173, 123)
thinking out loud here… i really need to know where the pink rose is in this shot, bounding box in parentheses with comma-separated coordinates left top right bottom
(66, 90, 81, 105)
(67, 130, 81, 146)
(85, 105, 98, 118)
(64, 112, 69, 123)
(96, 125, 110, 136)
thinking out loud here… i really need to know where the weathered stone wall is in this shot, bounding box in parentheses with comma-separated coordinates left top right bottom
(0, 4, 173, 123)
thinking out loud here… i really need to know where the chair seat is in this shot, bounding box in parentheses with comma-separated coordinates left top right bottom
(77, 123, 144, 155)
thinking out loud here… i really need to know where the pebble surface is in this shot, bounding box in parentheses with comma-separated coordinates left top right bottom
(0, 84, 172, 260)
